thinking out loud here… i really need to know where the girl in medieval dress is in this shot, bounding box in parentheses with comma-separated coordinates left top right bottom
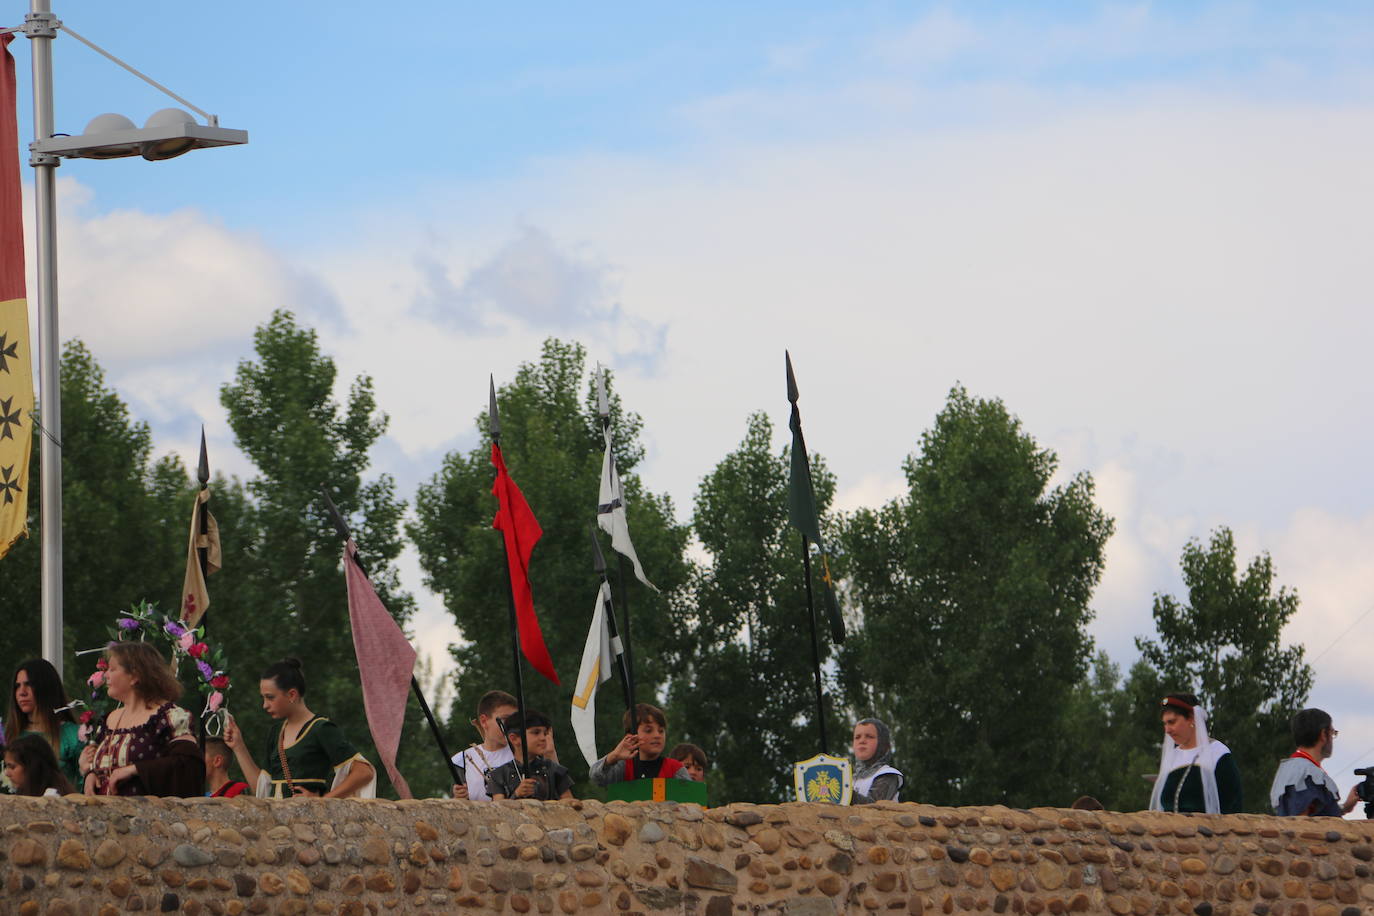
(1148, 694, 1243, 814)
(224, 657, 374, 798)
(79, 642, 204, 796)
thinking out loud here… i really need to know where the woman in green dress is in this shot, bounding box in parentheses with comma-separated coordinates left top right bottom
(224, 657, 374, 798)
(6, 658, 82, 786)
(1148, 693, 1243, 814)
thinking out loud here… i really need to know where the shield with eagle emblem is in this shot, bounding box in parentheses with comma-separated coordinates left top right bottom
(793, 753, 852, 805)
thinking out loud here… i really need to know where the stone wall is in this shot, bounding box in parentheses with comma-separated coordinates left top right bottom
(2, 796, 1373, 915)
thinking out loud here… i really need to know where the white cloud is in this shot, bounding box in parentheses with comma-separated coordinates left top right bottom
(37, 179, 317, 369)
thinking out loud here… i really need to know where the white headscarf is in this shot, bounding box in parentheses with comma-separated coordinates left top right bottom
(1149, 702, 1225, 814)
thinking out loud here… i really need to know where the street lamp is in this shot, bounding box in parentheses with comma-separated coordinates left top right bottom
(20, 1, 248, 678)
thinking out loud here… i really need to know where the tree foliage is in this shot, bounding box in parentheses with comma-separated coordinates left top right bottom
(217, 310, 431, 797)
(839, 385, 1114, 807)
(667, 411, 845, 804)
(409, 339, 691, 790)
(1136, 527, 1312, 813)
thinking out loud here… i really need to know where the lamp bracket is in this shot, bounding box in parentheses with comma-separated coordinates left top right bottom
(22, 11, 59, 39)
(28, 149, 60, 168)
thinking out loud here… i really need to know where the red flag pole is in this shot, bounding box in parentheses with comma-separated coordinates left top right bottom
(489, 379, 530, 774)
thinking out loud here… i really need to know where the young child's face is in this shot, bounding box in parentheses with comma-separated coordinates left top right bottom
(852, 723, 880, 762)
(520, 725, 552, 758)
(481, 705, 518, 746)
(635, 719, 666, 758)
(679, 756, 705, 781)
(3, 752, 24, 788)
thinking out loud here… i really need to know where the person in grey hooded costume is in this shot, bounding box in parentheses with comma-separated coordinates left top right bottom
(851, 717, 904, 804)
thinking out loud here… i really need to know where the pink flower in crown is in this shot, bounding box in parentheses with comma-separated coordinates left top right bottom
(178, 632, 196, 652)
(78, 724, 90, 743)
(87, 670, 104, 689)
(208, 691, 224, 712)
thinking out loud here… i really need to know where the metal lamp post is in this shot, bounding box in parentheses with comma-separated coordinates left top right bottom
(20, 0, 247, 677)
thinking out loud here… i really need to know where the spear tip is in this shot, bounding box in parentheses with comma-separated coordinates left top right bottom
(488, 375, 502, 440)
(785, 351, 799, 404)
(196, 426, 210, 486)
(319, 484, 351, 542)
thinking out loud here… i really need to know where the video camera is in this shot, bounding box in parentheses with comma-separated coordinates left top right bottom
(1352, 767, 1374, 819)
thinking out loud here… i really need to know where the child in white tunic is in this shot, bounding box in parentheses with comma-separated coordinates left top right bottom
(852, 717, 903, 804)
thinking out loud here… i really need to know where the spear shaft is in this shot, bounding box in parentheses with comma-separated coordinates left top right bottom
(800, 534, 828, 752)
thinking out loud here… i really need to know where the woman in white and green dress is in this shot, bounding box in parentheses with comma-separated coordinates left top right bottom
(1148, 693, 1243, 814)
(224, 658, 375, 798)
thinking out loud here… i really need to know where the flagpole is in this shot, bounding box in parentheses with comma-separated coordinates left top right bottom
(320, 485, 463, 788)
(786, 351, 842, 754)
(489, 379, 530, 772)
(196, 427, 209, 585)
(188, 428, 211, 757)
(612, 553, 639, 728)
(800, 534, 828, 752)
(590, 528, 634, 715)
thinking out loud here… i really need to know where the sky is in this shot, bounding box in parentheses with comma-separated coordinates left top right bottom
(8, 1, 1374, 807)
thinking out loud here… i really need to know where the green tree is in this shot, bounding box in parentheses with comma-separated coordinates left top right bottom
(218, 310, 424, 796)
(1059, 653, 1165, 811)
(0, 340, 190, 694)
(667, 411, 845, 804)
(409, 339, 690, 790)
(1136, 527, 1312, 813)
(839, 384, 1114, 807)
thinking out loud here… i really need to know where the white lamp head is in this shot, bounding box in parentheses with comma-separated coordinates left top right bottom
(79, 113, 140, 158)
(141, 108, 199, 160)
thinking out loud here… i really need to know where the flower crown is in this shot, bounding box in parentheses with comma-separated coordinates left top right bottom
(78, 600, 232, 740)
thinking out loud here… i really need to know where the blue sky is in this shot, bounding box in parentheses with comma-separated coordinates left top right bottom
(10, 1, 1374, 796)
(20, 2, 1374, 237)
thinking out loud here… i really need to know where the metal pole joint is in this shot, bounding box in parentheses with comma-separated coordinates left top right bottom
(28, 147, 59, 168)
(22, 11, 58, 39)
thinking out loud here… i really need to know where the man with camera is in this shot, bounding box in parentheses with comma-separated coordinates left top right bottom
(1269, 708, 1361, 817)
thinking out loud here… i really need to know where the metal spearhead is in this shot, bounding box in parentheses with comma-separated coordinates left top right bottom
(785, 351, 799, 405)
(488, 375, 502, 442)
(589, 525, 607, 575)
(319, 485, 351, 542)
(596, 364, 609, 419)
(197, 426, 210, 487)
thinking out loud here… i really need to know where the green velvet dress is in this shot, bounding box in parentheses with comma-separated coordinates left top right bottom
(1158, 752, 1243, 813)
(260, 716, 366, 798)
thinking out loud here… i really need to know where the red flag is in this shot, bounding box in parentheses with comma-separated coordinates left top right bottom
(343, 539, 417, 798)
(491, 442, 559, 684)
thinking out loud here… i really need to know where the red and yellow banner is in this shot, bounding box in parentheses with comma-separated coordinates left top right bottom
(0, 34, 33, 559)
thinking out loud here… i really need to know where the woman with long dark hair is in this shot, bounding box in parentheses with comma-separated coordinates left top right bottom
(79, 641, 204, 796)
(224, 657, 374, 798)
(4, 733, 76, 796)
(6, 658, 81, 786)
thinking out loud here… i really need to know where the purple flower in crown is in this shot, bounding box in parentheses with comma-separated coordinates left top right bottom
(196, 660, 214, 682)
(164, 620, 185, 638)
(117, 618, 141, 631)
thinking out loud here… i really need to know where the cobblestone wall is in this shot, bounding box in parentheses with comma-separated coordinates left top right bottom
(3, 796, 1374, 915)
